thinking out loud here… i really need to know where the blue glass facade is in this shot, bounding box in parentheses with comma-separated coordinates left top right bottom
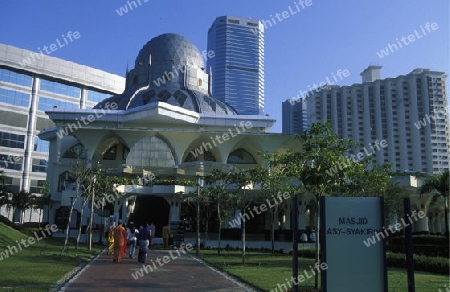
(40, 79, 80, 98)
(207, 16, 265, 115)
(87, 90, 112, 103)
(0, 68, 32, 87)
(282, 99, 308, 134)
(38, 96, 78, 111)
(0, 130, 25, 149)
(0, 88, 30, 107)
(34, 137, 49, 153)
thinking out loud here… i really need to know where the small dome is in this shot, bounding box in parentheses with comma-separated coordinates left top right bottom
(135, 33, 204, 71)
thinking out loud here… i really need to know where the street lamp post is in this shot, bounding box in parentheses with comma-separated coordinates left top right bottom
(88, 174, 96, 251)
(196, 176, 204, 256)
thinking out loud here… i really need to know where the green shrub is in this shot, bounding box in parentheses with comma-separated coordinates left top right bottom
(292, 249, 449, 275)
(386, 252, 449, 275)
(153, 179, 196, 186)
(414, 254, 449, 275)
(389, 235, 449, 257)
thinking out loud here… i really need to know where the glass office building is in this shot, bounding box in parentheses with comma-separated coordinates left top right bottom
(0, 43, 125, 221)
(207, 16, 265, 115)
(282, 98, 308, 134)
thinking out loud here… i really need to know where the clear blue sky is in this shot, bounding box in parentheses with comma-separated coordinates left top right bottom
(0, 0, 448, 133)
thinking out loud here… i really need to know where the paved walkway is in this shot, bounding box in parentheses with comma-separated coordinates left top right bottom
(58, 246, 256, 292)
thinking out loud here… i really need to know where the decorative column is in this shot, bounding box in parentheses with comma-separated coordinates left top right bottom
(21, 75, 40, 192)
(414, 212, 429, 232)
(80, 87, 87, 109)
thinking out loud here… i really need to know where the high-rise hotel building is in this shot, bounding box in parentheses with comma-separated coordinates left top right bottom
(207, 16, 265, 115)
(305, 66, 449, 174)
(0, 43, 124, 221)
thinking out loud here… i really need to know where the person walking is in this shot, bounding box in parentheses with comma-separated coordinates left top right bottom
(113, 220, 127, 263)
(107, 221, 115, 255)
(127, 222, 139, 259)
(121, 222, 127, 256)
(138, 224, 151, 263)
(162, 224, 171, 249)
(300, 231, 308, 243)
(309, 230, 316, 243)
(149, 222, 156, 248)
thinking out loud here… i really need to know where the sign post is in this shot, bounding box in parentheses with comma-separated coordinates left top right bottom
(320, 197, 387, 292)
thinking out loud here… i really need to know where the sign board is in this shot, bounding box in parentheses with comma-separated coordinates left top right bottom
(320, 197, 387, 292)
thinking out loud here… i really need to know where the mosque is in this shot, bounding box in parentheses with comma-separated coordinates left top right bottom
(39, 33, 301, 240)
(37, 33, 441, 243)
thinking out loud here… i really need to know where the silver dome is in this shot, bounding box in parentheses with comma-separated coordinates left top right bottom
(95, 33, 237, 115)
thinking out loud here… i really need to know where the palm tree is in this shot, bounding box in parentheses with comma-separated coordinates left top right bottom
(420, 170, 449, 242)
(0, 170, 10, 209)
(11, 190, 32, 224)
(32, 194, 53, 228)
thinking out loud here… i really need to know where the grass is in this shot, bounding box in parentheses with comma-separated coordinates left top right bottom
(0, 223, 102, 291)
(198, 249, 450, 292)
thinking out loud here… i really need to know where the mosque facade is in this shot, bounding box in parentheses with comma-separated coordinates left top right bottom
(39, 34, 301, 238)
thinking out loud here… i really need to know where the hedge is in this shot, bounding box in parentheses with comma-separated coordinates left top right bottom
(386, 252, 449, 275)
(290, 249, 449, 275)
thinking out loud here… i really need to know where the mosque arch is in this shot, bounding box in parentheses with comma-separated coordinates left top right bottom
(101, 143, 130, 161)
(226, 148, 256, 164)
(62, 143, 86, 159)
(126, 135, 176, 168)
(184, 149, 217, 163)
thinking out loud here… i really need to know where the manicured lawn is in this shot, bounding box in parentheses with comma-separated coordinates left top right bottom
(198, 250, 449, 292)
(0, 223, 102, 291)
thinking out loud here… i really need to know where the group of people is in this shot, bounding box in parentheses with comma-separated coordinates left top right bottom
(107, 220, 157, 263)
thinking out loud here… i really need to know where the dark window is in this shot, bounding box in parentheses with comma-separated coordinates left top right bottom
(103, 145, 117, 160)
(0, 131, 25, 149)
(0, 154, 22, 170)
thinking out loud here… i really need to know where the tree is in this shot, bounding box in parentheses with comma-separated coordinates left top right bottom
(27, 184, 53, 225)
(91, 173, 137, 244)
(10, 190, 32, 224)
(73, 164, 122, 251)
(420, 170, 449, 242)
(205, 170, 238, 255)
(32, 193, 53, 228)
(61, 157, 91, 255)
(0, 170, 10, 210)
(85, 164, 101, 251)
(258, 151, 296, 253)
(199, 187, 215, 248)
(381, 179, 409, 226)
(279, 122, 389, 288)
(213, 167, 266, 264)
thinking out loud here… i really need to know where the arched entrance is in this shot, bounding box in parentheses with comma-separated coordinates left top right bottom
(128, 196, 170, 237)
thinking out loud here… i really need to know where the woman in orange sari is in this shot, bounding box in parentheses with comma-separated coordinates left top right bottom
(113, 220, 127, 263)
(121, 224, 127, 256)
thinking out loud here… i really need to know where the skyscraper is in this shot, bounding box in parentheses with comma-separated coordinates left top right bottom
(306, 66, 449, 174)
(207, 16, 265, 115)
